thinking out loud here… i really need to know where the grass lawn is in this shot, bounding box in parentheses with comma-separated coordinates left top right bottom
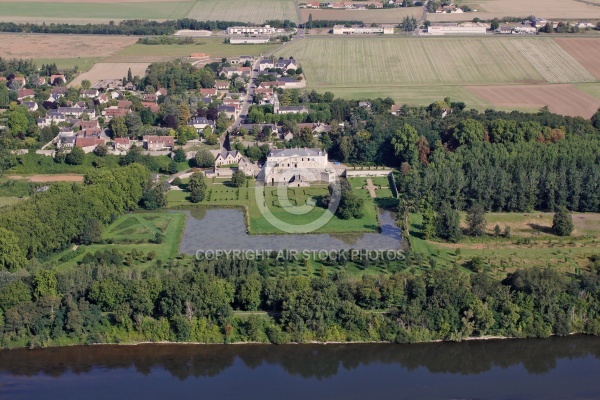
(35, 57, 102, 73)
(107, 39, 279, 63)
(51, 212, 186, 269)
(0, 179, 33, 197)
(168, 177, 387, 234)
(406, 212, 600, 277)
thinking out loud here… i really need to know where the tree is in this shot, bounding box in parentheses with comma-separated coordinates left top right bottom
(552, 207, 573, 236)
(391, 123, 419, 165)
(66, 146, 85, 165)
(188, 171, 207, 203)
(490, 18, 500, 31)
(337, 189, 364, 219)
(231, 170, 246, 187)
(141, 181, 168, 210)
(436, 202, 462, 242)
(95, 143, 109, 157)
(308, 13, 313, 29)
(246, 145, 263, 162)
(173, 148, 187, 163)
(176, 125, 197, 145)
(127, 67, 133, 82)
(167, 160, 178, 174)
(7, 106, 29, 136)
(0, 82, 9, 108)
(454, 119, 485, 145)
(0, 227, 26, 271)
(421, 202, 436, 240)
(195, 148, 215, 168)
(79, 218, 103, 245)
(81, 79, 91, 89)
(466, 203, 486, 236)
(109, 116, 128, 137)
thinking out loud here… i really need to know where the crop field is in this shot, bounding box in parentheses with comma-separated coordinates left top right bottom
(555, 38, 600, 80)
(277, 37, 600, 113)
(468, 84, 600, 118)
(0, 1, 194, 21)
(106, 39, 278, 62)
(432, 0, 600, 21)
(510, 38, 596, 83)
(69, 62, 150, 87)
(0, 34, 137, 60)
(300, 8, 421, 24)
(186, 0, 297, 23)
(276, 37, 547, 87)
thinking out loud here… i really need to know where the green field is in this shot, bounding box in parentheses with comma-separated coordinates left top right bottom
(407, 212, 600, 277)
(0, 197, 22, 208)
(35, 57, 102, 72)
(107, 39, 279, 62)
(186, 0, 297, 23)
(169, 177, 387, 234)
(52, 212, 186, 268)
(0, 2, 194, 20)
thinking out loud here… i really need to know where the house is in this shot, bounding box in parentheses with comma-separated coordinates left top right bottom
(390, 104, 402, 116)
(77, 128, 103, 138)
(258, 59, 275, 71)
(141, 101, 160, 112)
(215, 150, 243, 167)
(199, 97, 213, 105)
(215, 80, 230, 90)
(141, 93, 157, 102)
(97, 93, 109, 104)
(117, 100, 132, 109)
(274, 58, 298, 71)
(217, 105, 238, 119)
(57, 107, 95, 118)
(238, 157, 260, 177)
(22, 101, 38, 111)
(80, 89, 99, 98)
(532, 18, 548, 28)
(427, 22, 487, 35)
(305, 1, 320, 7)
(73, 120, 100, 131)
(240, 123, 279, 137)
(75, 137, 105, 151)
(113, 137, 132, 151)
(17, 89, 35, 101)
(11, 76, 26, 88)
(263, 148, 334, 185)
(189, 117, 216, 133)
(144, 135, 175, 150)
(156, 88, 168, 97)
(358, 101, 371, 108)
(222, 66, 252, 79)
(50, 74, 66, 85)
(103, 107, 129, 118)
(200, 88, 218, 96)
(281, 131, 294, 142)
(273, 93, 311, 115)
(59, 136, 77, 148)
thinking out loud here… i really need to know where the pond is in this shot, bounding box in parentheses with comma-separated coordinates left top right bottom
(2, 336, 600, 400)
(177, 207, 403, 254)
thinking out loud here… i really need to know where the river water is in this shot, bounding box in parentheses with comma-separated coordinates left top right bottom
(177, 208, 402, 254)
(1, 336, 600, 400)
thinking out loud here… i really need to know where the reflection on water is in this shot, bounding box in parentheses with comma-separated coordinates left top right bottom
(1, 337, 600, 400)
(177, 208, 403, 254)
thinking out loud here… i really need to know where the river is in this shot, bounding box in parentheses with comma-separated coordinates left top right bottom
(1, 336, 600, 399)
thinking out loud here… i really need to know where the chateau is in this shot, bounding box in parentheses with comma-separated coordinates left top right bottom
(263, 148, 335, 186)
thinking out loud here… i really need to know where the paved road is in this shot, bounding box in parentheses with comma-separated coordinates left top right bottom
(415, 0, 430, 35)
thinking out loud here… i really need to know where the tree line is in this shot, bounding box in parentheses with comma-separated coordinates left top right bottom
(1, 259, 600, 348)
(0, 18, 296, 36)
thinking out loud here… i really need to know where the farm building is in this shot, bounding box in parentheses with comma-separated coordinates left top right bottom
(230, 37, 271, 44)
(227, 25, 277, 35)
(333, 25, 394, 35)
(427, 22, 487, 35)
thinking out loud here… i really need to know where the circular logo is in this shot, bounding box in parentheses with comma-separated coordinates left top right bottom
(255, 154, 341, 233)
